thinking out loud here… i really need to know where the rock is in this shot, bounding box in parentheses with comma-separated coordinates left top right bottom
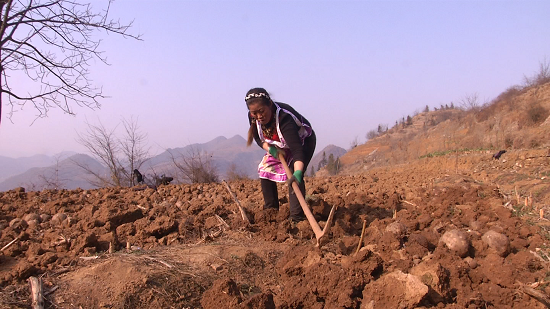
(26, 220, 40, 229)
(481, 230, 510, 257)
(469, 220, 484, 231)
(39, 214, 51, 223)
(51, 213, 68, 225)
(361, 270, 428, 309)
(9, 218, 27, 230)
(9, 218, 23, 227)
(302, 251, 322, 268)
(439, 229, 470, 257)
(385, 222, 407, 237)
(463, 257, 478, 269)
(23, 213, 41, 223)
(410, 262, 450, 303)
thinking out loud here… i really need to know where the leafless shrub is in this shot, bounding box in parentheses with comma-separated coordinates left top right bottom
(523, 57, 550, 88)
(513, 137, 524, 149)
(170, 148, 219, 184)
(460, 93, 481, 112)
(504, 135, 514, 149)
(225, 163, 249, 181)
(76, 118, 150, 187)
(349, 136, 359, 149)
(366, 130, 378, 141)
(530, 137, 541, 148)
(37, 155, 66, 190)
(525, 101, 549, 125)
(495, 85, 524, 104)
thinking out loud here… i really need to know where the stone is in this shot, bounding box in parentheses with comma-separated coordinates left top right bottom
(481, 230, 510, 257)
(439, 229, 470, 257)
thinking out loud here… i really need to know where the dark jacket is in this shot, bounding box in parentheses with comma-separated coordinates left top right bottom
(248, 102, 314, 164)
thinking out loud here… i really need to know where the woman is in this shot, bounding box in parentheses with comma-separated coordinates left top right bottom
(245, 87, 316, 223)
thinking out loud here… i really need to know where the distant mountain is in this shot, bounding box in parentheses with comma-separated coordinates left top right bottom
(143, 135, 266, 181)
(0, 154, 62, 183)
(0, 135, 267, 191)
(2, 135, 345, 191)
(0, 153, 106, 191)
(309, 145, 347, 175)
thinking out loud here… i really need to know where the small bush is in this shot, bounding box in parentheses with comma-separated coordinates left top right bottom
(504, 135, 514, 149)
(526, 101, 549, 125)
(513, 137, 524, 149)
(530, 138, 541, 148)
(366, 130, 378, 140)
(524, 58, 550, 88)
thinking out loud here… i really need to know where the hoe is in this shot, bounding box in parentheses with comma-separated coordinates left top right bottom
(279, 153, 337, 247)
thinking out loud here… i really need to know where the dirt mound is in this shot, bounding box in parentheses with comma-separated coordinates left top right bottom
(2, 149, 550, 308)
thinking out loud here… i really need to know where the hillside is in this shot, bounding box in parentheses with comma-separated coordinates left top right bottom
(340, 81, 550, 173)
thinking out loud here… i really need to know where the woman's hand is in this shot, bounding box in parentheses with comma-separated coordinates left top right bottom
(268, 145, 279, 158)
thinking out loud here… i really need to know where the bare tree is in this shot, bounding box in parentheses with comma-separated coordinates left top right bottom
(170, 147, 219, 184)
(120, 117, 149, 186)
(349, 136, 359, 149)
(460, 93, 480, 112)
(0, 0, 141, 124)
(38, 154, 66, 189)
(76, 119, 122, 187)
(75, 117, 149, 187)
(524, 57, 550, 87)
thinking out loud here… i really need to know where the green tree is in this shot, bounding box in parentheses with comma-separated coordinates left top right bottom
(317, 151, 327, 171)
(326, 154, 340, 175)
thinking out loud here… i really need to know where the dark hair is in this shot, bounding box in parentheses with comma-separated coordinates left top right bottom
(245, 88, 273, 146)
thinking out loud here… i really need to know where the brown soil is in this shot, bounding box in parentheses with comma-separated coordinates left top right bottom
(1, 148, 550, 308)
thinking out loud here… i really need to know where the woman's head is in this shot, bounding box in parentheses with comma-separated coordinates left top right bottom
(245, 88, 274, 125)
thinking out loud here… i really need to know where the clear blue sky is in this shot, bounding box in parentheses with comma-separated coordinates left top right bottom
(1, 0, 549, 157)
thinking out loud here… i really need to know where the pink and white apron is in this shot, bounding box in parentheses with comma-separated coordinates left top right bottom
(256, 103, 312, 182)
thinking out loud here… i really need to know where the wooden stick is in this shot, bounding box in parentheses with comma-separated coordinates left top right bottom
(402, 200, 417, 207)
(28, 276, 44, 309)
(1, 237, 19, 252)
(215, 214, 230, 229)
(521, 285, 550, 308)
(355, 220, 367, 256)
(222, 180, 251, 224)
(143, 255, 174, 268)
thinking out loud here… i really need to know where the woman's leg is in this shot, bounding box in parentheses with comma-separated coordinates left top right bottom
(289, 131, 316, 221)
(261, 178, 279, 209)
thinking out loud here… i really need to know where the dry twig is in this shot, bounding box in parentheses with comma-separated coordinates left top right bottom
(1, 237, 19, 252)
(28, 277, 44, 309)
(143, 255, 174, 268)
(222, 180, 251, 224)
(355, 220, 367, 256)
(215, 214, 230, 229)
(520, 284, 550, 308)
